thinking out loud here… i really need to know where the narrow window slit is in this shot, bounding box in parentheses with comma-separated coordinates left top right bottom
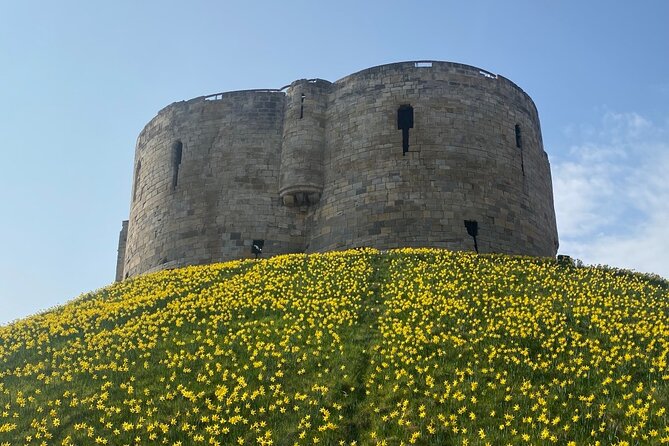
(397, 105, 414, 155)
(172, 141, 183, 189)
(515, 124, 525, 176)
(133, 161, 141, 202)
(299, 94, 305, 119)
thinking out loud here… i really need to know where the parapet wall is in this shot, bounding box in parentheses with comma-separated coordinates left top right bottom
(117, 61, 559, 279)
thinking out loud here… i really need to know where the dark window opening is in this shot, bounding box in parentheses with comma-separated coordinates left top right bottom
(397, 105, 414, 155)
(172, 141, 183, 189)
(515, 124, 525, 176)
(252, 240, 264, 259)
(464, 220, 479, 253)
(299, 94, 305, 119)
(132, 161, 141, 202)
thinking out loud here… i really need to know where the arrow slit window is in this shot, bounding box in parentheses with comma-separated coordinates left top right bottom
(397, 105, 414, 155)
(133, 161, 141, 202)
(172, 141, 183, 189)
(299, 94, 305, 119)
(515, 124, 525, 176)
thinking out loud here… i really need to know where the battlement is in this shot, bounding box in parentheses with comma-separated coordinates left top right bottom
(117, 61, 558, 279)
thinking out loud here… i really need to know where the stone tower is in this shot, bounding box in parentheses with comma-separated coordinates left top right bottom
(116, 61, 559, 280)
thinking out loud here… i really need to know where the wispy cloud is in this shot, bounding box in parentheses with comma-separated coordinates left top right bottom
(553, 111, 669, 279)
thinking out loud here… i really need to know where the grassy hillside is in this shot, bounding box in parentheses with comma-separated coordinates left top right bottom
(1, 249, 668, 445)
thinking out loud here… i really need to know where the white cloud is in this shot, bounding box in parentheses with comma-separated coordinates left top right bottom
(553, 111, 669, 279)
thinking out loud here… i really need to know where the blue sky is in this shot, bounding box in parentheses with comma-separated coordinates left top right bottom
(1, 0, 668, 325)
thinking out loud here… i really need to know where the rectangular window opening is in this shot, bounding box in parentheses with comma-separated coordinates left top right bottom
(252, 240, 264, 258)
(172, 141, 183, 189)
(133, 161, 141, 202)
(464, 220, 479, 253)
(415, 62, 432, 68)
(397, 105, 414, 155)
(515, 125, 525, 176)
(299, 94, 305, 119)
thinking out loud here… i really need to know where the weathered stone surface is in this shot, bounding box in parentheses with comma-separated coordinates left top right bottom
(115, 220, 128, 282)
(118, 61, 559, 280)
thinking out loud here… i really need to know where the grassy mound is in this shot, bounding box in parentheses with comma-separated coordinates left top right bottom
(1, 249, 668, 445)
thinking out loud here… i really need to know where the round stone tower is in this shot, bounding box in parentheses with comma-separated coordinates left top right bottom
(116, 61, 559, 280)
(120, 90, 305, 279)
(279, 79, 331, 206)
(307, 62, 558, 257)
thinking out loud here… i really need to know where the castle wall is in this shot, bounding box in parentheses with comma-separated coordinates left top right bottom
(308, 62, 558, 256)
(279, 79, 331, 206)
(122, 91, 306, 279)
(118, 61, 559, 280)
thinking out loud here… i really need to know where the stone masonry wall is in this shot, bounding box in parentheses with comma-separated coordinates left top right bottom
(122, 91, 306, 279)
(118, 61, 558, 279)
(279, 79, 331, 206)
(308, 62, 558, 256)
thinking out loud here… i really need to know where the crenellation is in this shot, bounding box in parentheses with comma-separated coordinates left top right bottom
(117, 61, 559, 279)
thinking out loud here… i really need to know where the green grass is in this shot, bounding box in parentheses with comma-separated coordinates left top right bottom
(1, 249, 668, 445)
